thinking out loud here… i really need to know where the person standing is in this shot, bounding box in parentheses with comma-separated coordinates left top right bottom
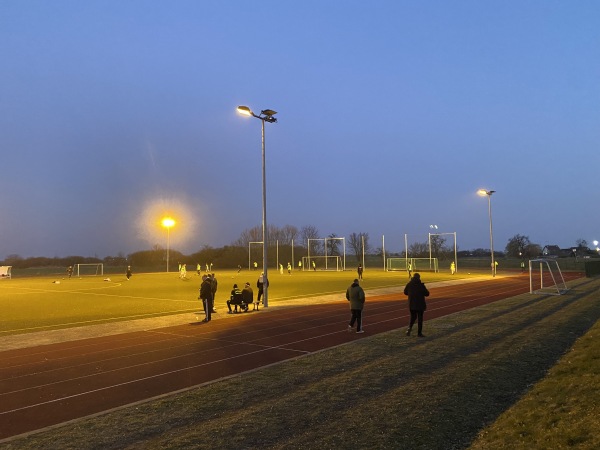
(67, 266, 73, 279)
(450, 261, 455, 275)
(199, 274, 213, 322)
(346, 278, 365, 334)
(256, 272, 268, 306)
(279, 263, 284, 275)
(357, 263, 363, 280)
(404, 272, 429, 337)
(126, 265, 132, 280)
(407, 261, 413, 279)
(210, 273, 218, 313)
(287, 262, 292, 275)
(312, 260, 316, 271)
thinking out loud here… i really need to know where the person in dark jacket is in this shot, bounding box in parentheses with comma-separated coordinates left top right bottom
(346, 278, 366, 334)
(256, 273, 269, 306)
(199, 275, 213, 322)
(404, 272, 429, 336)
(241, 282, 254, 312)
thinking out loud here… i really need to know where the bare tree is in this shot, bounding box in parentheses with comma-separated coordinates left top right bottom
(349, 232, 371, 259)
(233, 226, 263, 247)
(301, 225, 321, 254)
(327, 233, 341, 256)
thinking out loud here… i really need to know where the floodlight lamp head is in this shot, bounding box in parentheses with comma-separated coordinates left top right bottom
(260, 109, 278, 123)
(478, 189, 495, 196)
(237, 106, 253, 116)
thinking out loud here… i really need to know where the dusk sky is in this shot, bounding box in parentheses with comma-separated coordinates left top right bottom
(1, 1, 599, 260)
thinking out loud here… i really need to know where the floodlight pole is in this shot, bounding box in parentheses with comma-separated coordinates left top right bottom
(237, 106, 278, 308)
(478, 190, 496, 277)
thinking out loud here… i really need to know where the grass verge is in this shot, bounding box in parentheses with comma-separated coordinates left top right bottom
(2, 278, 599, 449)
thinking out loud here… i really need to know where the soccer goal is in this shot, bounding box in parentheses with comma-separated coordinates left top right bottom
(386, 257, 438, 272)
(76, 263, 104, 277)
(529, 258, 568, 295)
(302, 255, 343, 271)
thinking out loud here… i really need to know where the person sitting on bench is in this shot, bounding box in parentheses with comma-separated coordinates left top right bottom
(227, 284, 244, 314)
(241, 282, 254, 312)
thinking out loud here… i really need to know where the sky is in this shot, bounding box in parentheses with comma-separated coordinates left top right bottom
(1, 1, 599, 259)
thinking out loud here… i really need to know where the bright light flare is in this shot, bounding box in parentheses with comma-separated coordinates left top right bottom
(135, 197, 199, 251)
(161, 217, 175, 228)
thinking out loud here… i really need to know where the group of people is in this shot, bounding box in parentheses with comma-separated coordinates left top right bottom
(198, 273, 219, 322)
(199, 272, 268, 319)
(194, 266, 431, 338)
(346, 271, 429, 337)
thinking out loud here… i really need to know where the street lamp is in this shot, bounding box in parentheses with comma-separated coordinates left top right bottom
(478, 189, 496, 277)
(161, 217, 175, 272)
(237, 105, 278, 308)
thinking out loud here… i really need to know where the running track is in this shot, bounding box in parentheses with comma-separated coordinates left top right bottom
(0, 273, 582, 440)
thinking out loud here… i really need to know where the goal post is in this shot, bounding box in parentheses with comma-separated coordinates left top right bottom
(307, 236, 346, 271)
(302, 255, 343, 271)
(529, 258, 568, 295)
(76, 263, 104, 277)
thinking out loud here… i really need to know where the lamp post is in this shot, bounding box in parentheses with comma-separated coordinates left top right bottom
(478, 189, 496, 277)
(161, 217, 175, 273)
(237, 105, 278, 308)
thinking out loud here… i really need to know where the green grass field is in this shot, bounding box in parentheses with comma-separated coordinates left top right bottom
(0, 269, 475, 337)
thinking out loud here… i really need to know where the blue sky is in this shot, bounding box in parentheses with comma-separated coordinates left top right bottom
(1, 1, 598, 259)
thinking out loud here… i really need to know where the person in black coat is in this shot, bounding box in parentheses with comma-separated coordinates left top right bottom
(199, 275, 213, 322)
(403, 272, 429, 337)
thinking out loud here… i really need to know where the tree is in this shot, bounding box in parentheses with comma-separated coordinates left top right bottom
(505, 234, 534, 257)
(348, 232, 371, 260)
(301, 225, 321, 254)
(576, 238, 589, 250)
(429, 235, 447, 259)
(326, 233, 341, 256)
(408, 242, 429, 258)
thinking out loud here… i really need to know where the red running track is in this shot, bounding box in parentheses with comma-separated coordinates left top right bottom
(0, 274, 581, 440)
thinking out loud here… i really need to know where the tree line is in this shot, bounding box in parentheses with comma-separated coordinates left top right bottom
(2, 227, 594, 270)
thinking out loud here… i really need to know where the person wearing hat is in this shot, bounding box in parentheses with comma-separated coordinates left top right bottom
(227, 283, 243, 313)
(403, 272, 430, 337)
(346, 278, 366, 334)
(242, 282, 254, 312)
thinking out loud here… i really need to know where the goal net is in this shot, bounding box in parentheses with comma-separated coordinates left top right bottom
(76, 263, 104, 277)
(529, 259, 568, 295)
(302, 256, 343, 271)
(386, 257, 439, 272)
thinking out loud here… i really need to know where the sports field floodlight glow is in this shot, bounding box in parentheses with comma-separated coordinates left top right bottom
(237, 104, 278, 307)
(478, 189, 496, 277)
(161, 217, 176, 273)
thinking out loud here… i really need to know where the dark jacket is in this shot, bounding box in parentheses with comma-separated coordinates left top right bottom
(346, 281, 365, 310)
(242, 286, 253, 304)
(404, 276, 429, 311)
(200, 278, 213, 300)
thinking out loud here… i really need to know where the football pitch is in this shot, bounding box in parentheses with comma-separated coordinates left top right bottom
(0, 269, 469, 337)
